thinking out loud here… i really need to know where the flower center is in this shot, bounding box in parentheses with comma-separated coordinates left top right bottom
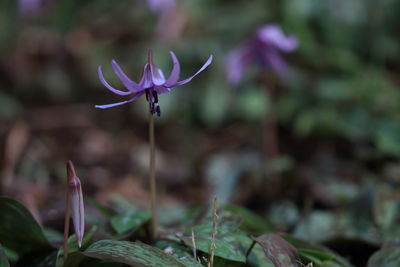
(145, 89, 161, 116)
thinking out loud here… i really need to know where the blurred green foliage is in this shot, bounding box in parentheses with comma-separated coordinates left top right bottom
(1, 0, 400, 157)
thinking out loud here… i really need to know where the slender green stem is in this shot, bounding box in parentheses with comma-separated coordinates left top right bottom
(149, 113, 157, 239)
(262, 84, 279, 165)
(208, 197, 217, 267)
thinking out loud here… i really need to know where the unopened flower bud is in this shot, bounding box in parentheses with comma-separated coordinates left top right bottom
(67, 161, 84, 248)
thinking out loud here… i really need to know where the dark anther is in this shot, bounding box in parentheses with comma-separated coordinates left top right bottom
(149, 102, 154, 114)
(156, 105, 161, 117)
(145, 90, 149, 101)
(152, 91, 158, 103)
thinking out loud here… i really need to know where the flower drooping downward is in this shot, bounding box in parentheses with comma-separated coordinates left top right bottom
(96, 50, 213, 116)
(227, 24, 298, 85)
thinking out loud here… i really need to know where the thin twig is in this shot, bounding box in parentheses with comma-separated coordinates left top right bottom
(208, 197, 218, 267)
(245, 239, 256, 259)
(149, 113, 157, 240)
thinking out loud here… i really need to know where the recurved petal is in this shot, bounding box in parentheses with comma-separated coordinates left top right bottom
(174, 55, 213, 86)
(164, 51, 180, 87)
(69, 176, 84, 247)
(98, 66, 133, 96)
(257, 24, 298, 52)
(111, 60, 143, 92)
(95, 92, 144, 109)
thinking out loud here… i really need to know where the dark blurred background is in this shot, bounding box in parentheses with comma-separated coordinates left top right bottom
(1, 0, 400, 264)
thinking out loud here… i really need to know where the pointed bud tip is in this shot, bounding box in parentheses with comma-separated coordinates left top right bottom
(147, 49, 153, 63)
(66, 160, 77, 180)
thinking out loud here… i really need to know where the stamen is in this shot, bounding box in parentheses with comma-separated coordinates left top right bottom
(156, 106, 161, 117)
(152, 91, 158, 103)
(145, 90, 149, 101)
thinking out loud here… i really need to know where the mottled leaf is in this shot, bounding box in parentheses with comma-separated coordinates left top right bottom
(155, 241, 203, 267)
(83, 240, 187, 266)
(56, 225, 98, 267)
(181, 236, 246, 263)
(233, 233, 275, 267)
(253, 234, 299, 267)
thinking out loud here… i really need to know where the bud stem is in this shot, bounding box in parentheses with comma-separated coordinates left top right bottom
(149, 112, 157, 239)
(63, 162, 73, 261)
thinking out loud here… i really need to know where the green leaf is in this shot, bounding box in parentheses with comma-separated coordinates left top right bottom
(43, 228, 64, 244)
(181, 236, 246, 263)
(224, 205, 272, 234)
(83, 240, 188, 266)
(86, 197, 118, 217)
(253, 234, 299, 267)
(0, 244, 10, 267)
(110, 210, 151, 234)
(63, 251, 86, 267)
(155, 241, 203, 267)
(283, 235, 351, 267)
(373, 186, 400, 237)
(183, 210, 241, 238)
(374, 121, 400, 157)
(298, 248, 334, 264)
(233, 233, 275, 267)
(56, 225, 98, 267)
(367, 242, 400, 267)
(0, 197, 53, 255)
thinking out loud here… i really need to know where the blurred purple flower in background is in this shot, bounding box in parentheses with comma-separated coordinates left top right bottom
(18, 0, 42, 15)
(146, 0, 176, 13)
(227, 24, 298, 85)
(145, 0, 185, 43)
(96, 50, 213, 116)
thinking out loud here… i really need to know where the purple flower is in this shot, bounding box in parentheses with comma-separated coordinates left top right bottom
(18, 0, 53, 16)
(227, 24, 298, 85)
(18, 0, 43, 15)
(146, 0, 176, 13)
(96, 50, 213, 116)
